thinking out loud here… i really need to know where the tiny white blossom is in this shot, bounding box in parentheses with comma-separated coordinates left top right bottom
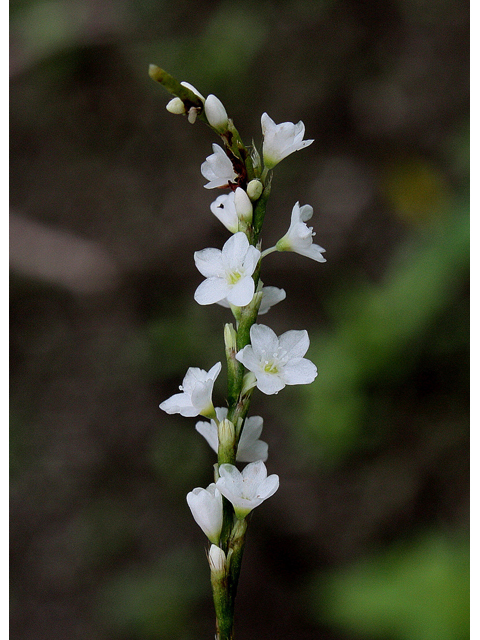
(216, 285, 285, 315)
(186, 483, 223, 544)
(194, 232, 261, 307)
(236, 324, 317, 395)
(216, 461, 279, 519)
(210, 191, 238, 233)
(276, 202, 326, 262)
(201, 143, 237, 189)
(159, 362, 221, 418)
(261, 112, 314, 169)
(196, 408, 268, 462)
(205, 94, 229, 132)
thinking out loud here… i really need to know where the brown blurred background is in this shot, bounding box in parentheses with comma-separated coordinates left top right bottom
(10, 1, 469, 639)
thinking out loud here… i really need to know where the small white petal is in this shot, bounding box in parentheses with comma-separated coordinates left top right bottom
(278, 329, 310, 359)
(255, 373, 286, 395)
(250, 324, 279, 358)
(282, 358, 318, 385)
(194, 278, 230, 305)
(194, 247, 224, 278)
(257, 287, 286, 315)
(227, 277, 255, 307)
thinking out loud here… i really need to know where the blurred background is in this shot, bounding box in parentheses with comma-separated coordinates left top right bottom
(10, 0, 469, 639)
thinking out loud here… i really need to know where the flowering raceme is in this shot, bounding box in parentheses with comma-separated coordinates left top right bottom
(261, 113, 314, 169)
(159, 362, 221, 417)
(194, 232, 261, 307)
(195, 408, 268, 462)
(236, 324, 317, 395)
(151, 65, 324, 640)
(276, 202, 326, 262)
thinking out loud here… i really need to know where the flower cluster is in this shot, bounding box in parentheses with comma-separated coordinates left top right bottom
(153, 68, 325, 638)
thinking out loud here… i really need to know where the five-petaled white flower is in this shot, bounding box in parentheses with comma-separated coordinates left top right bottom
(216, 285, 286, 315)
(261, 113, 314, 170)
(186, 483, 223, 544)
(194, 232, 261, 307)
(216, 461, 279, 519)
(159, 362, 221, 418)
(276, 202, 326, 262)
(210, 191, 239, 233)
(196, 408, 268, 462)
(236, 324, 317, 395)
(201, 143, 237, 189)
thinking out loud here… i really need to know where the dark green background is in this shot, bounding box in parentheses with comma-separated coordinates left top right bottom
(10, 1, 469, 639)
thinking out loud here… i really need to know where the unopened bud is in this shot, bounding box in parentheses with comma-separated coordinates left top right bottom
(205, 94, 229, 133)
(234, 187, 253, 223)
(241, 371, 257, 395)
(218, 418, 236, 452)
(166, 97, 186, 115)
(246, 179, 263, 201)
(224, 323, 237, 351)
(208, 544, 227, 574)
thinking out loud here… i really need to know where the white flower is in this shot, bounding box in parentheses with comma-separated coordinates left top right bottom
(194, 232, 261, 307)
(159, 362, 221, 418)
(196, 408, 269, 462)
(261, 112, 314, 169)
(216, 285, 285, 315)
(205, 94, 229, 132)
(216, 461, 279, 519)
(236, 324, 317, 395)
(276, 202, 326, 262)
(210, 191, 239, 233)
(186, 483, 223, 544)
(201, 143, 237, 189)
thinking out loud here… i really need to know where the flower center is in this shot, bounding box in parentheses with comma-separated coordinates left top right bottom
(227, 269, 243, 285)
(263, 360, 279, 374)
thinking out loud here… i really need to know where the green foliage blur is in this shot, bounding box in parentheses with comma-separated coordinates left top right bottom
(10, 0, 469, 639)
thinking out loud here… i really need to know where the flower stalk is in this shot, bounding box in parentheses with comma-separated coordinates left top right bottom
(154, 65, 323, 638)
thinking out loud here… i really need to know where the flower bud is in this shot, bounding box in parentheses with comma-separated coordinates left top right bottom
(241, 371, 257, 395)
(246, 179, 263, 201)
(224, 323, 237, 351)
(166, 97, 186, 115)
(234, 187, 253, 223)
(208, 544, 227, 574)
(218, 418, 236, 465)
(205, 94, 229, 132)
